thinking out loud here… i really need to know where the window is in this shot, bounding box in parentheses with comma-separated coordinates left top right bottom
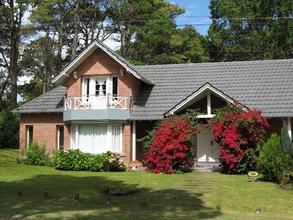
(57, 125, 64, 150)
(82, 76, 118, 97)
(70, 124, 122, 154)
(95, 79, 106, 96)
(26, 125, 33, 147)
(112, 76, 118, 97)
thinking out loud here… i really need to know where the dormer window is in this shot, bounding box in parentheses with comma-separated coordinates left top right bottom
(82, 75, 118, 97)
(95, 78, 107, 96)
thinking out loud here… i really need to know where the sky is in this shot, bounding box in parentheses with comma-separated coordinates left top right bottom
(172, 0, 212, 35)
(18, 0, 212, 91)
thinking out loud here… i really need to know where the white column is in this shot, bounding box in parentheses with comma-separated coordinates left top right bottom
(288, 117, 292, 141)
(132, 121, 136, 161)
(207, 91, 211, 116)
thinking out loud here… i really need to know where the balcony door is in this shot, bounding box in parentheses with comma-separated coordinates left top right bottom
(82, 76, 117, 109)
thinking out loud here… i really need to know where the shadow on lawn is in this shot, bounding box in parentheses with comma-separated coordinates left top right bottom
(0, 174, 221, 220)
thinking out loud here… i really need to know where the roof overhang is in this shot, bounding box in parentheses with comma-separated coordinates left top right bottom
(52, 41, 153, 85)
(166, 83, 248, 115)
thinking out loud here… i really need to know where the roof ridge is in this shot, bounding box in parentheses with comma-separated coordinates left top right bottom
(135, 58, 293, 68)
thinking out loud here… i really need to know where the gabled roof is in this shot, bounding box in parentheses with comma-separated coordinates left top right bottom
(12, 86, 66, 113)
(132, 59, 293, 120)
(13, 59, 293, 119)
(52, 40, 153, 85)
(166, 83, 248, 115)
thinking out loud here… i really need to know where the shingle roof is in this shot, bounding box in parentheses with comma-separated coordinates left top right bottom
(132, 59, 293, 120)
(12, 86, 66, 113)
(13, 59, 293, 119)
(52, 41, 153, 85)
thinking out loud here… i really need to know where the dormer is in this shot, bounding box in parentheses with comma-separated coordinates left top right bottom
(51, 41, 153, 122)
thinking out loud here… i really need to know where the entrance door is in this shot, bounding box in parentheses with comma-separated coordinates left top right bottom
(197, 130, 220, 163)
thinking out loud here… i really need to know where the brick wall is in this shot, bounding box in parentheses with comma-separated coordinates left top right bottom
(19, 113, 69, 154)
(67, 48, 141, 102)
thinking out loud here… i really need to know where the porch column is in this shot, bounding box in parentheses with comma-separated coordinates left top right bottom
(207, 91, 211, 115)
(132, 121, 136, 161)
(288, 117, 292, 141)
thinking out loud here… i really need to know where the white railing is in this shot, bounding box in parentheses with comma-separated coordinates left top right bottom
(64, 95, 131, 110)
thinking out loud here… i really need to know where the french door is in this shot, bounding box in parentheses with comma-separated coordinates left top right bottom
(82, 76, 118, 109)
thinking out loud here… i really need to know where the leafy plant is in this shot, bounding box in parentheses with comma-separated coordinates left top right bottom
(257, 134, 290, 183)
(52, 150, 126, 172)
(144, 117, 193, 174)
(0, 106, 19, 148)
(21, 142, 49, 166)
(281, 170, 293, 190)
(210, 103, 269, 173)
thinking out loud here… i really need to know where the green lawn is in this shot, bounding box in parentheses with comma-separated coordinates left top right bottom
(0, 149, 292, 220)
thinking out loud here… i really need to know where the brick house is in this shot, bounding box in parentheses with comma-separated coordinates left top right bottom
(13, 41, 293, 167)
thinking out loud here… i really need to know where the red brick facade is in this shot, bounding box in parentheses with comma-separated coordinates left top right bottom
(19, 48, 141, 164)
(19, 113, 70, 154)
(67, 48, 141, 103)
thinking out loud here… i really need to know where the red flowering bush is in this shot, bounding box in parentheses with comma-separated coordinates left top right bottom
(210, 104, 269, 173)
(144, 117, 194, 174)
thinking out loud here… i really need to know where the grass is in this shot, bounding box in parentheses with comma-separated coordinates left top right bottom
(0, 149, 293, 220)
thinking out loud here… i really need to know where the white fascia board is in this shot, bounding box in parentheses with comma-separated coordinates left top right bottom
(52, 41, 153, 85)
(167, 83, 244, 115)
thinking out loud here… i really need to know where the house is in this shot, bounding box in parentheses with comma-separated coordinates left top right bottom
(13, 41, 293, 167)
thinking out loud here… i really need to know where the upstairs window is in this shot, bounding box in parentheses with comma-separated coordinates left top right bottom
(95, 79, 107, 96)
(112, 76, 118, 97)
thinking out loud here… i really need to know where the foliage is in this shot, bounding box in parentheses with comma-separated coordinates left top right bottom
(53, 150, 126, 172)
(20, 142, 49, 166)
(103, 151, 127, 172)
(0, 104, 19, 148)
(138, 122, 161, 152)
(208, 0, 293, 61)
(144, 117, 194, 174)
(210, 103, 269, 173)
(281, 170, 293, 190)
(257, 134, 290, 183)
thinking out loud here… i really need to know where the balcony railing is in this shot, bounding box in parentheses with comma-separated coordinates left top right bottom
(64, 95, 131, 111)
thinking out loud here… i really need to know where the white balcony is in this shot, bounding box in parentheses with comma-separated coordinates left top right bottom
(64, 95, 132, 111)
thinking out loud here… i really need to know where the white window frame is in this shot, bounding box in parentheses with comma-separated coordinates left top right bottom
(70, 123, 123, 154)
(26, 125, 33, 148)
(82, 75, 118, 97)
(57, 125, 64, 150)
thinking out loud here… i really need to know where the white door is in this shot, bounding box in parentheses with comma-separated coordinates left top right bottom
(197, 130, 220, 163)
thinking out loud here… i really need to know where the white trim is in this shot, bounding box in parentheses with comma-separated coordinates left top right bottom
(132, 121, 136, 161)
(167, 83, 245, 115)
(288, 117, 292, 141)
(52, 41, 153, 85)
(207, 91, 211, 115)
(197, 114, 215, 119)
(57, 126, 60, 150)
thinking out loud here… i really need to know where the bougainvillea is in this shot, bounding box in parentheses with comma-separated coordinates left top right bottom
(144, 117, 194, 174)
(210, 103, 269, 173)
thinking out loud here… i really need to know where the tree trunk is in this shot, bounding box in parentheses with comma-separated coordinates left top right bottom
(71, 0, 79, 58)
(8, 0, 20, 108)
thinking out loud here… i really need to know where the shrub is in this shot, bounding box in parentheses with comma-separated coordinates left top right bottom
(0, 106, 19, 148)
(281, 171, 293, 190)
(21, 142, 49, 166)
(257, 134, 290, 183)
(53, 150, 126, 172)
(210, 104, 269, 173)
(104, 152, 127, 172)
(144, 117, 193, 174)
